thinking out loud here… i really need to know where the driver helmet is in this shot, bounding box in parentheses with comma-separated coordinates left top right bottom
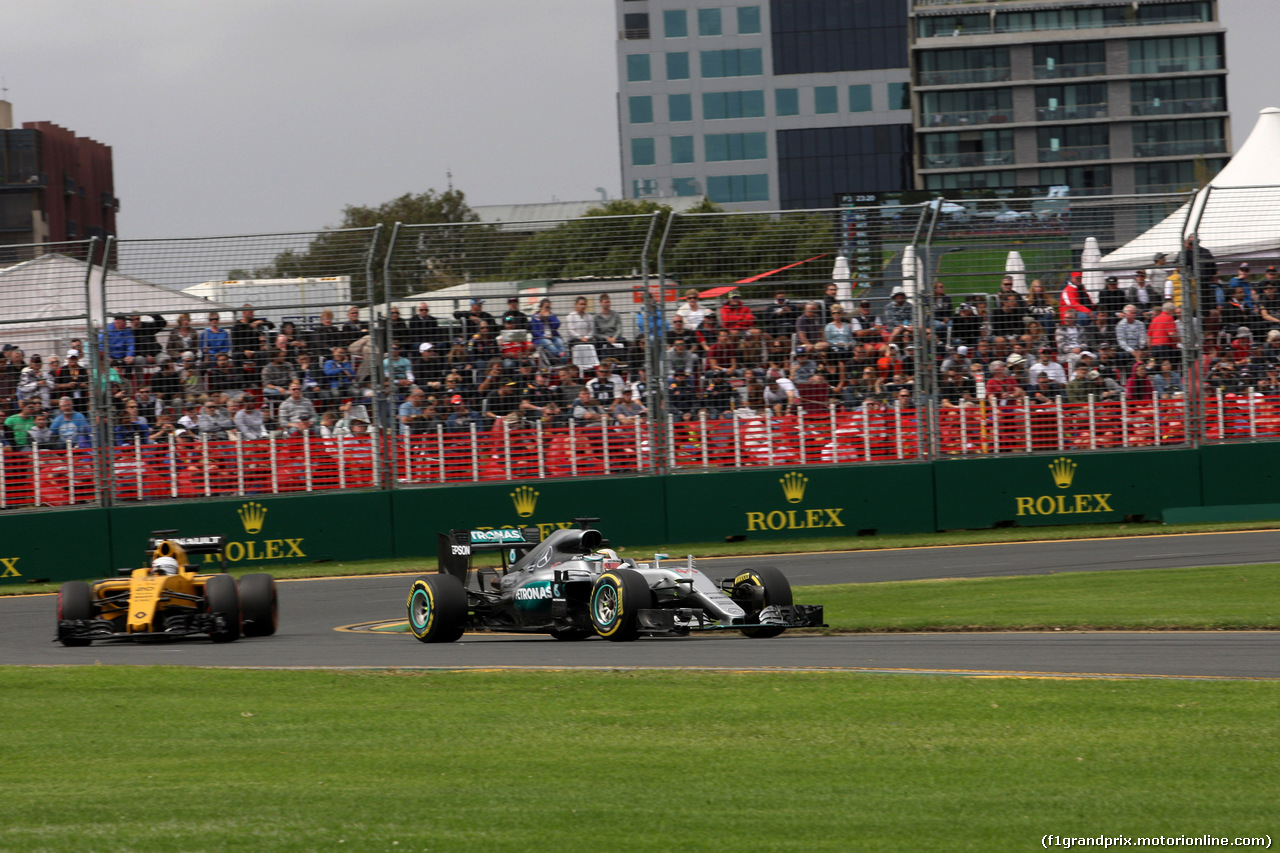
(151, 556, 180, 576)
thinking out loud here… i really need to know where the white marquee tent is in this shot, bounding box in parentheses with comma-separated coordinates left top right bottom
(1100, 108, 1280, 270)
(0, 253, 231, 357)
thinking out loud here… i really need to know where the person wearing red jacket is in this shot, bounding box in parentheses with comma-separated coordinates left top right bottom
(1148, 302, 1179, 363)
(1060, 272, 1094, 325)
(718, 291, 756, 335)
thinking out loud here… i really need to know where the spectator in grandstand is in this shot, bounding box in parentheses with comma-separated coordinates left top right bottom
(164, 313, 198, 360)
(409, 302, 442, 348)
(1125, 271, 1160, 320)
(593, 293, 627, 363)
(628, 367, 647, 401)
(52, 353, 90, 413)
(129, 313, 168, 362)
(1094, 343, 1124, 382)
(1029, 371, 1064, 404)
(384, 307, 409, 346)
(198, 396, 236, 440)
(496, 318, 533, 371)
(1207, 360, 1245, 394)
(453, 298, 495, 342)
(666, 369, 699, 420)
(571, 387, 607, 428)
(587, 360, 625, 405)
(294, 352, 323, 399)
(199, 313, 231, 362)
(883, 290, 913, 341)
(261, 351, 296, 403)
(17, 354, 53, 410)
(308, 309, 345, 357)
(50, 397, 91, 447)
(323, 347, 357, 395)
(704, 329, 740, 374)
(1151, 359, 1184, 398)
(1124, 362, 1155, 402)
(1258, 277, 1280, 333)
(559, 295, 594, 358)
(279, 383, 317, 434)
(666, 337, 698, 376)
(1059, 272, 1094, 326)
(1055, 313, 1084, 354)
(204, 353, 238, 396)
(234, 394, 268, 440)
(1005, 352, 1029, 386)
(519, 370, 561, 424)
(610, 388, 646, 426)
(718, 291, 755, 336)
(3, 399, 36, 448)
(148, 413, 180, 445)
(26, 410, 59, 450)
(1147, 303, 1180, 364)
(762, 374, 797, 415)
(231, 306, 272, 361)
(943, 301, 977, 349)
(676, 290, 708, 330)
(794, 301, 826, 354)
(113, 400, 150, 446)
(1094, 276, 1126, 333)
(413, 342, 447, 386)
(997, 275, 1026, 309)
(931, 280, 953, 337)
(703, 370, 740, 418)
(445, 394, 483, 432)
(529, 299, 566, 363)
(1026, 280, 1057, 333)
(340, 306, 367, 347)
(463, 321, 497, 370)
(483, 381, 522, 430)
(383, 343, 415, 400)
(764, 291, 799, 339)
(937, 367, 976, 408)
(850, 299, 885, 345)
(824, 304, 856, 363)
(398, 389, 431, 436)
(1065, 365, 1101, 404)
(1115, 305, 1148, 369)
(1027, 348, 1067, 386)
(1219, 288, 1260, 343)
(991, 294, 1026, 341)
(1229, 263, 1257, 307)
(132, 386, 162, 422)
(1260, 330, 1280, 369)
(875, 343, 904, 379)
(985, 360, 1023, 406)
(498, 296, 529, 332)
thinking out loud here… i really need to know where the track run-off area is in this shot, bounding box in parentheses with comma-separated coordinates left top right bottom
(5, 529, 1280, 679)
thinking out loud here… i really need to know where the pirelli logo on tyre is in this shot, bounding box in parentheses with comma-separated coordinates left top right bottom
(1014, 457, 1114, 518)
(744, 471, 846, 532)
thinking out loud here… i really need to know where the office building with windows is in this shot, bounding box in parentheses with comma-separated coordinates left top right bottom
(910, 0, 1230, 196)
(0, 101, 118, 246)
(615, 0, 914, 210)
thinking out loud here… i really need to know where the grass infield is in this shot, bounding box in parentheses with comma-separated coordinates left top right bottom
(1, 668, 1276, 852)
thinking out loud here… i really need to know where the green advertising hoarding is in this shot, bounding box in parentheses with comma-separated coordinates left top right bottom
(1199, 443, 1280, 508)
(390, 476, 668, 558)
(663, 464, 936, 543)
(109, 491, 395, 572)
(933, 449, 1202, 530)
(0, 506, 112, 585)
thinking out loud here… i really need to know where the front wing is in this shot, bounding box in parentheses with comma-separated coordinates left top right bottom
(635, 604, 825, 634)
(55, 611, 234, 643)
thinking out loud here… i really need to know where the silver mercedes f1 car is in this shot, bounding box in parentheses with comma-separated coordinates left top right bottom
(406, 518, 824, 642)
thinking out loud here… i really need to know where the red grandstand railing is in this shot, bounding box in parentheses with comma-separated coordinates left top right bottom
(0, 444, 99, 509)
(108, 434, 380, 503)
(1203, 388, 1280, 443)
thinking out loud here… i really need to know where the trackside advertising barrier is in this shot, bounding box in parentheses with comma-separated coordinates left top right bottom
(932, 449, 1202, 530)
(0, 446, 1271, 586)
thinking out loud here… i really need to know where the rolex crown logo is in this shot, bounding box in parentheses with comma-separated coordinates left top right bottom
(780, 472, 809, 504)
(511, 486, 539, 518)
(1049, 457, 1077, 490)
(238, 501, 268, 534)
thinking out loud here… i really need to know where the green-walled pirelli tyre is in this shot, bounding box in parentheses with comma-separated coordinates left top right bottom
(407, 574, 467, 643)
(205, 573, 242, 643)
(239, 573, 278, 638)
(589, 569, 651, 642)
(56, 581, 95, 647)
(733, 565, 793, 639)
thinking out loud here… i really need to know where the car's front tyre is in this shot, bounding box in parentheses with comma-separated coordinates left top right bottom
(733, 566, 793, 639)
(589, 569, 650, 642)
(56, 581, 95, 647)
(407, 574, 467, 643)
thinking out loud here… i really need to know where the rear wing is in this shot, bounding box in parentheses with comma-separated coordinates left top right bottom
(437, 528, 541, 585)
(144, 530, 228, 572)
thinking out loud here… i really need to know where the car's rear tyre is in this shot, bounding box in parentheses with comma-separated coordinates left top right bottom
(589, 569, 650, 642)
(239, 573, 278, 637)
(733, 565, 792, 639)
(56, 581, 95, 647)
(407, 574, 467, 643)
(205, 574, 241, 643)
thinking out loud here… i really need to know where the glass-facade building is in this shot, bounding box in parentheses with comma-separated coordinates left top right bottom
(615, 0, 914, 210)
(910, 0, 1231, 195)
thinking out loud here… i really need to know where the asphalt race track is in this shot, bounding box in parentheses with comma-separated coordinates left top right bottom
(5, 529, 1280, 678)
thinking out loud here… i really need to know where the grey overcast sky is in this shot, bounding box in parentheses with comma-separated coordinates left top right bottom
(1, 1, 1276, 239)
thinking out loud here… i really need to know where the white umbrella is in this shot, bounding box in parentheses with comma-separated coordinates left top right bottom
(901, 245, 918, 299)
(1005, 250, 1027, 294)
(1081, 237, 1104, 296)
(832, 254, 854, 311)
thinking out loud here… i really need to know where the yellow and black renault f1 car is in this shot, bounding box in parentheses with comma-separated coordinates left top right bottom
(407, 518, 825, 642)
(55, 531, 278, 646)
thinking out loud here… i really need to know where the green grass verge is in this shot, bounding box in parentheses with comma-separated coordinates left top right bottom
(1, 669, 1275, 852)
(801, 564, 1280, 632)
(8, 518, 1280, 597)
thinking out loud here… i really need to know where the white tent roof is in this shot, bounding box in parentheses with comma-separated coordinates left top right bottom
(0, 254, 231, 356)
(1100, 108, 1280, 269)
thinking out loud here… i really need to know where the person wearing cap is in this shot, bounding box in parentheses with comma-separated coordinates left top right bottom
(667, 368, 699, 420)
(1218, 286, 1255, 343)
(765, 291, 799, 339)
(883, 289, 912, 338)
(1229, 264, 1256, 308)
(1125, 270, 1159, 319)
(452, 299, 494, 341)
(499, 296, 529, 332)
(130, 313, 169, 365)
(719, 290, 755, 334)
(445, 393, 483, 433)
(609, 387, 646, 426)
(1095, 275, 1126, 331)
(1059, 271, 1094, 326)
(1065, 363, 1101, 405)
(482, 379, 522, 430)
